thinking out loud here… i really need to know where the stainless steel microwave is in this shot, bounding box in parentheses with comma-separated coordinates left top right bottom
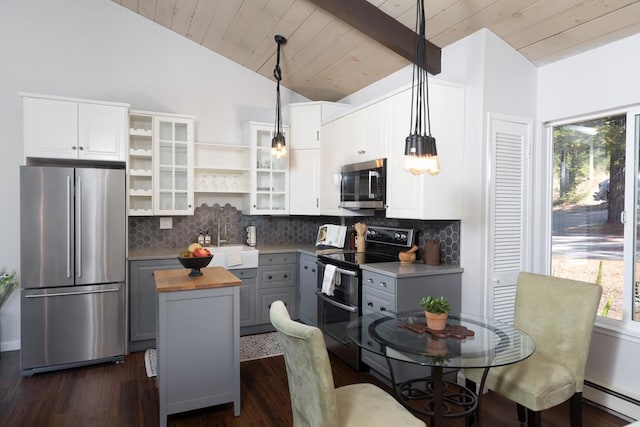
(339, 158, 386, 210)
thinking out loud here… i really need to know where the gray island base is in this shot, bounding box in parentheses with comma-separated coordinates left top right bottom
(155, 267, 242, 427)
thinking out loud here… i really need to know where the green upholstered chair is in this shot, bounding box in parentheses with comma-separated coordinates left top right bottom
(464, 272, 602, 427)
(269, 300, 425, 427)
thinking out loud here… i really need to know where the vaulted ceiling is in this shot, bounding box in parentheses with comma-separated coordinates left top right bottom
(113, 0, 640, 101)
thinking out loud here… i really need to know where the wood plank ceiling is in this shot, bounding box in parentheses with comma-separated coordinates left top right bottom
(113, 0, 640, 101)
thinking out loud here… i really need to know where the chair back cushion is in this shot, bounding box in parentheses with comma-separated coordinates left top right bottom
(270, 300, 339, 427)
(515, 272, 602, 391)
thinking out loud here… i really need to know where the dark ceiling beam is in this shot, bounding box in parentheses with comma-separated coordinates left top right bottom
(308, 0, 441, 75)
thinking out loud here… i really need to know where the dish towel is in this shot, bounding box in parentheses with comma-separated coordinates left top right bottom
(321, 264, 337, 296)
(227, 250, 242, 267)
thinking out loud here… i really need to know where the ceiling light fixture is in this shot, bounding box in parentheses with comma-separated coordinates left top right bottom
(272, 34, 287, 158)
(404, 0, 440, 176)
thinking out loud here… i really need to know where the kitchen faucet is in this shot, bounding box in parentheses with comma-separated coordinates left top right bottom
(217, 209, 227, 247)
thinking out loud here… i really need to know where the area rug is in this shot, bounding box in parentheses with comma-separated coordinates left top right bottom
(144, 332, 282, 378)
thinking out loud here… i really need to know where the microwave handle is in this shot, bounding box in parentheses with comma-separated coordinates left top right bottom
(369, 170, 379, 198)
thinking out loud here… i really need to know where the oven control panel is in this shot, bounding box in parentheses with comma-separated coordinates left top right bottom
(365, 226, 415, 248)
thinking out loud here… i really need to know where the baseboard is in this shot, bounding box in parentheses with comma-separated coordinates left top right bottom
(1, 339, 20, 352)
(584, 382, 640, 422)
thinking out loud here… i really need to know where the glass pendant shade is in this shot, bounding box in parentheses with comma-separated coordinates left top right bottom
(404, 0, 440, 176)
(271, 133, 287, 158)
(404, 133, 440, 176)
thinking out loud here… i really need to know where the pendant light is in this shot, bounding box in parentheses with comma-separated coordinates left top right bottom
(271, 35, 287, 158)
(404, 0, 440, 176)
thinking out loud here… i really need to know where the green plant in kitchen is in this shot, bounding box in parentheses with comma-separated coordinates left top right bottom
(420, 296, 450, 331)
(0, 271, 19, 308)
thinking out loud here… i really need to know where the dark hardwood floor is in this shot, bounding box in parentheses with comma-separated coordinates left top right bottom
(0, 349, 630, 426)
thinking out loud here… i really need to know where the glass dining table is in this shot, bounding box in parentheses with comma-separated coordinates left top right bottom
(347, 311, 535, 426)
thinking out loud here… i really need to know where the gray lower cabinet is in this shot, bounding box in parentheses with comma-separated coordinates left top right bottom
(361, 270, 462, 380)
(234, 268, 257, 327)
(130, 259, 257, 346)
(257, 252, 298, 320)
(157, 285, 240, 427)
(129, 258, 180, 352)
(298, 253, 318, 326)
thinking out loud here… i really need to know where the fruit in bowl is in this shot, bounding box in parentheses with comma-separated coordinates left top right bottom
(177, 243, 213, 276)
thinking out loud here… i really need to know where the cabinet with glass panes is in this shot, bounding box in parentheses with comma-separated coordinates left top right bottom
(127, 111, 194, 216)
(242, 122, 289, 215)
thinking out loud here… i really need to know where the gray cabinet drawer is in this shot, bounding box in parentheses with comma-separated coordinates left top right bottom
(363, 271, 396, 294)
(259, 253, 297, 266)
(233, 268, 257, 280)
(258, 265, 296, 288)
(363, 286, 396, 314)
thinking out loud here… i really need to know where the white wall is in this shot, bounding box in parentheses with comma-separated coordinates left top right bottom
(0, 0, 307, 351)
(537, 31, 640, 406)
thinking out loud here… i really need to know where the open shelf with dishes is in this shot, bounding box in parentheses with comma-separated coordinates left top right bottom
(128, 113, 153, 216)
(193, 142, 251, 194)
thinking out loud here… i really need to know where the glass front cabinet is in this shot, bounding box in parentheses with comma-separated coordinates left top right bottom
(153, 115, 194, 215)
(242, 122, 290, 215)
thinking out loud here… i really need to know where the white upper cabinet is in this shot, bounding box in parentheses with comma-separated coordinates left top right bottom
(289, 149, 321, 215)
(289, 101, 351, 215)
(386, 81, 466, 220)
(152, 115, 195, 216)
(343, 100, 388, 164)
(319, 118, 345, 216)
(289, 102, 351, 150)
(243, 122, 290, 215)
(23, 94, 128, 162)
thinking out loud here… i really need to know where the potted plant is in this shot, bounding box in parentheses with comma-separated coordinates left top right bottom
(0, 271, 18, 308)
(420, 296, 450, 331)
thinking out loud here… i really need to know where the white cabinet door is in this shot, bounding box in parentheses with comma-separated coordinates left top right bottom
(24, 97, 78, 159)
(153, 116, 194, 216)
(386, 82, 465, 220)
(289, 149, 320, 215)
(386, 88, 420, 218)
(290, 104, 322, 149)
(342, 109, 365, 164)
(319, 119, 344, 216)
(78, 103, 127, 161)
(244, 122, 290, 215)
(362, 98, 389, 162)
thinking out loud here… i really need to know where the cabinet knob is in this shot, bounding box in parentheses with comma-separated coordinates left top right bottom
(380, 307, 386, 312)
(367, 301, 373, 307)
(358, 149, 365, 155)
(316, 130, 320, 141)
(79, 146, 84, 150)
(311, 268, 316, 273)
(304, 266, 308, 270)
(379, 282, 387, 288)
(367, 278, 373, 283)
(72, 146, 77, 150)
(268, 275, 273, 280)
(284, 274, 288, 279)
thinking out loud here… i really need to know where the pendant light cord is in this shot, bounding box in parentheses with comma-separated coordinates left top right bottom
(409, 0, 432, 137)
(274, 38, 284, 136)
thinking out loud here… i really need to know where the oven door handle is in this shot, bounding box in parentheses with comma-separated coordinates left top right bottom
(316, 291, 359, 313)
(317, 261, 359, 277)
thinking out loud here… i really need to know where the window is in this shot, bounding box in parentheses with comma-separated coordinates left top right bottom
(551, 111, 639, 322)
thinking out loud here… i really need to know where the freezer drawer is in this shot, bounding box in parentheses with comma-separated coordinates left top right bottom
(20, 283, 125, 374)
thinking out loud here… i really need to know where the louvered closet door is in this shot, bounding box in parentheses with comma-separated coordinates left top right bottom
(488, 114, 532, 325)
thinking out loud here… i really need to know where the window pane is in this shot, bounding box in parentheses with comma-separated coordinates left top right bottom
(551, 115, 626, 320)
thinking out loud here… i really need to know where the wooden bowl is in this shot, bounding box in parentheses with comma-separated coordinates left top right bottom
(398, 252, 416, 264)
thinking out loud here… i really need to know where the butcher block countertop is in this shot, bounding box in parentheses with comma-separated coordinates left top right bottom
(154, 267, 241, 292)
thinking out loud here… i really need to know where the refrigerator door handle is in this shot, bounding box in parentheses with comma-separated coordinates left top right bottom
(66, 175, 72, 279)
(76, 175, 82, 278)
(24, 288, 121, 298)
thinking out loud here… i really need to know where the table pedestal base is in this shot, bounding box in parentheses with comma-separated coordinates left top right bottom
(386, 361, 478, 427)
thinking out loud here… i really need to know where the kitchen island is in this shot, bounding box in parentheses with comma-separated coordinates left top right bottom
(155, 267, 242, 427)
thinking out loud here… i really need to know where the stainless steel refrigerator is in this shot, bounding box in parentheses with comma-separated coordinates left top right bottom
(20, 165, 126, 376)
